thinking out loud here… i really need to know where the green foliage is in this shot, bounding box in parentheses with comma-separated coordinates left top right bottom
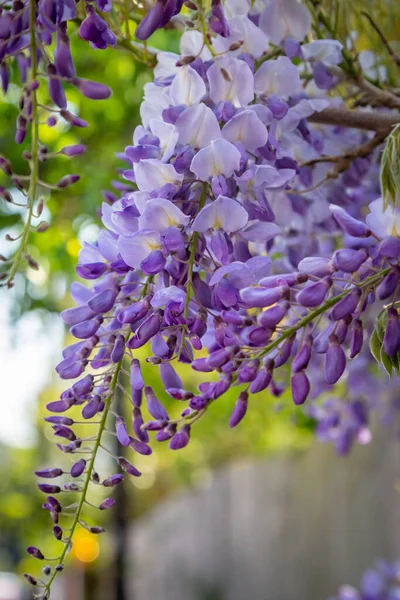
(380, 125, 400, 211)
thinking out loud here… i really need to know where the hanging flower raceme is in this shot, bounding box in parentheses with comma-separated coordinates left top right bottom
(25, 0, 400, 595)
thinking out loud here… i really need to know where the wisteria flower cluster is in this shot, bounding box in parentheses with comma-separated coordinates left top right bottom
(4, 0, 400, 596)
(329, 558, 400, 600)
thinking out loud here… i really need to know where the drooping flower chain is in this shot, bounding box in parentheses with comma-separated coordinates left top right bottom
(24, 0, 400, 595)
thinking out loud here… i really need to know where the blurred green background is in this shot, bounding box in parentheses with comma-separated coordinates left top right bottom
(1, 1, 400, 595)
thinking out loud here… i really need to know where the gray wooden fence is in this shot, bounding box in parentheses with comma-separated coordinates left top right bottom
(127, 428, 400, 600)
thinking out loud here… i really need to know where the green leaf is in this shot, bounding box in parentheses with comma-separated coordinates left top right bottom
(370, 327, 382, 363)
(380, 124, 400, 210)
(380, 346, 393, 379)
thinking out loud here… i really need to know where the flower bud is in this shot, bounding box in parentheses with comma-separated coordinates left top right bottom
(229, 391, 248, 428)
(383, 308, 400, 357)
(291, 371, 310, 405)
(325, 335, 346, 384)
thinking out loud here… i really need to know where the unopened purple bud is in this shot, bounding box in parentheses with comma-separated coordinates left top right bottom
(24, 574, 38, 586)
(240, 286, 287, 308)
(88, 288, 118, 314)
(376, 270, 399, 300)
(238, 360, 259, 383)
(291, 371, 310, 405)
(60, 144, 87, 157)
(333, 249, 367, 273)
(53, 424, 76, 441)
(61, 305, 95, 325)
(169, 424, 191, 450)
(141, 250, 166, 275)
(189, 396, 208, 411)
(144, 386, 169, 420)
(73, 78, 112, 100)
(47, 116, 58, 127)
(103, 474, 124, 487)
(192, 357, 213, 372)
(111, 335, 125, 363)
(45, 416, 74, 426)
(118, 457, 141, 477)
(130, 359, 144, 390)
(292, 336, 313, 373)
(349, 318, 363, 359)
(56, 174, 80, 189)
(298, 257, 333, 278)
(16, 115, 27, 144)
(38, 484, 61, 494)
(71, 459, 86, 478)
(27, 546, 44, 560)
(99, 498, 115, 510)
(47, 64, 67, 109)
(133, 408, 149, 442)
(249, 365, 273, 394)
(70, 317, 102, 339)
(384, 308, 400, 357)
(82, 396, 102, 419)
(53, 526, 63, 540)
(325, 335, 346, 384)
(118, 299, 149, 324)
(297, 278, 331, 308)
(60, 110, 89, 128)
(257, 302, 289, 328)
(128, 312, 162, 348)
(207, 346, 237, 368)
(90, 526, 105, 534)
(379, 236, 400, 259)
(331, 289, 361, 321)
(330, 205, 370, 237)
(72, 374, 94, 397)
(129, 438, 152, 455)
(229, 391, 248, 428)
(43, 565, 51, 576)
(167, 388, 194, 401)
(115, 417, 130, 447)
(35, 468, 63, 478)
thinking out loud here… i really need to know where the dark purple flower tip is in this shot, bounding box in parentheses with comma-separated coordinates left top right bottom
(331, 289, 361, 321)
(60, 144, 87, 157)
(43, 565, 52, 576)
(332, 249, 367, 273)
(90, 526, 106, 534)
(191, 357, 213, 372)
(291, 371, 310, 405)
(99, 498, 115, 510)
(130, 358, 145, 390)
(292, 335, 313, 373)
(189, 396, 208, 411)
(257, 302, 289, 329)
(52, 424, 76, 441)
(143, 419, 169, 431)
(73, 77, 112, 100)
(55, 565, 64, 572)
(38, 484, 61, 494)
(44, 416, 74, 426)
(46, 398, 75, 413)
(376, 270, 400, 300)
(53, 526, 63, 540)
(118, 457, 141, 477)
(384, 308, 400, 357)
(72, 374, 94, 398)
(102, 474, 124, 487)
(229, 391, 248, 428)
(27, 546, 44, 560)
(88, 287, 118, 313)
(169, 424, 191, 450)
(207, 346, 238, 369)
(115, 416, 131, 447)
(70, 316, 102, 339)
(81, 396, 102, 419)
(330, 205, 370, 237)
(24, 574, 38, 586)
(128, 312, 162, 349)
(56, 174, 81, 189)
(249, 365, 273, 394)
(35, 468, 63, 479)
(240, 286, 287, 308)
(129, 438, 152, 455)
(47, 64, 67, 109)
(167, 388, 194, 401)
(47, 496, 62, 512)
(297, 278, 332, 308)
(71, 459, 86, 478)
(61, 305, 95, 325)
(144, 386, 169, 421)
(379, 236, 400, 259)
(325, 335, 346, 384)
(349, 318, 363, 359)
(60, 110, 89, 128)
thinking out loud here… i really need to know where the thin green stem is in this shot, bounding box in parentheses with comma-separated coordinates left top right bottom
(41, 359, 124, 598)
(6, 0, 39, 286)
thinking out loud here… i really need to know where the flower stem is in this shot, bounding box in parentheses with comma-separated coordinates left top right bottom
(41, 358, 125, 598)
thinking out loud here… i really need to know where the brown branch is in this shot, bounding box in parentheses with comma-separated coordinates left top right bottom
(308, 107, 400, 133)
(360, 11, 400, 68)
